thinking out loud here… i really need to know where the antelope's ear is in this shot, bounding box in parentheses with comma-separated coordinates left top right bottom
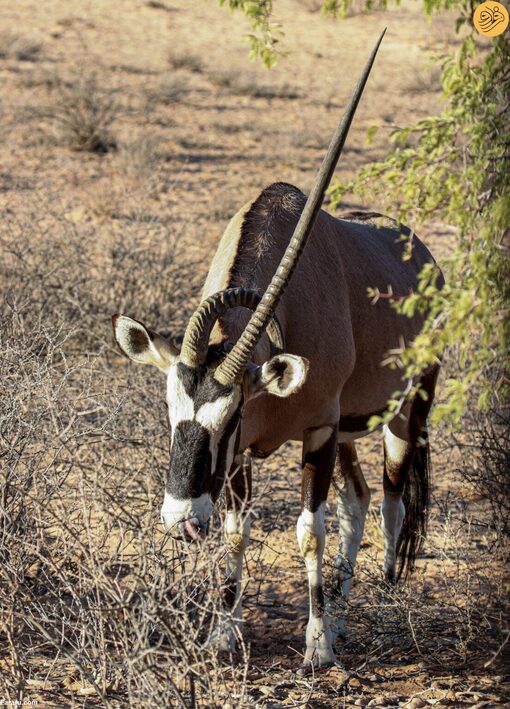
(245, 354, 309, 399)
(112, 314, 179, 374)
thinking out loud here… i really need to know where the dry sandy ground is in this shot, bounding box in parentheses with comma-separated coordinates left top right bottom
(1, 0, 508, 706)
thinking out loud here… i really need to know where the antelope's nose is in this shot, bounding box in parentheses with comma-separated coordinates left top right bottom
(182, 517, 207, 541)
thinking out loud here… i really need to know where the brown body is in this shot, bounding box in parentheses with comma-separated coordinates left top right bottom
(113, 36, 442, 668)
(203, 182, 439, 454)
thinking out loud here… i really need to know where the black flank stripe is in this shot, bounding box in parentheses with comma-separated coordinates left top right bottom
(338, 410, 386, 433)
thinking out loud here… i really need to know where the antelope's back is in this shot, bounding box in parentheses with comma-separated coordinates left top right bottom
(203, 182, 442, 422)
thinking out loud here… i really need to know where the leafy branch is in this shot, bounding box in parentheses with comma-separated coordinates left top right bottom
(329, 21, 509, 426)
(219, 0, 283, 67)
(218, 0, 510, 426)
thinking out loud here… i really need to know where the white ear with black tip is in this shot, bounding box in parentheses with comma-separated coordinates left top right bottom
(245, 354, 309, 399)
(112, 314, 179, 374)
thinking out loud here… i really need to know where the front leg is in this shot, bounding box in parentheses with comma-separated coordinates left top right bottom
(210, 455, 251, 652)
(297, 425, 337, 670)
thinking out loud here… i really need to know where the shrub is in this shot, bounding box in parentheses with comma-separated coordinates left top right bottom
(0, 31, 42, 61)
(168, 50, 203, 73)
(146, 73, 189, 105)
(209, 69, 299, 99)
(36, 71, 119, 153)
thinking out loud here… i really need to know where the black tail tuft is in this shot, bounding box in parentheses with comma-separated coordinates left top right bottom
(396, 439, 431, 581)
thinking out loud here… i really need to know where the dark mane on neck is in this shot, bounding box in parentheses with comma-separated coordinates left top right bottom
(228, 182, 305, 289)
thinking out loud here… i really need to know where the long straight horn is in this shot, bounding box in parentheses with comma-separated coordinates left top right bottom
(214, 29, 387, 385)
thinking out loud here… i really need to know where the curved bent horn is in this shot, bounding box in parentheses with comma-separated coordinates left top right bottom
(179, 287, 284, 368)
(214, 28, 386, 385)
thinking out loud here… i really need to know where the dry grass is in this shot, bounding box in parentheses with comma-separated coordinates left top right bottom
(115, 134, 165, 182)
(208, 69, 300, 100)
(0, 2, 508, 705)
(452, 402, 510, 538)
(1, 208, 507, 705)
(146, 0, 175, 12)
(146, 73, 190, 105)
(168, 50, 203, 74)
(27, 71, 119, 153)
(402, 65, 443, 95)
(0, 30, 43, 61)
(295, 0, 324, 12)
(0, 208, 232, 706)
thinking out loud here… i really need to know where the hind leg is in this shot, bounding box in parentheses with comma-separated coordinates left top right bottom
(382, 366, 439, 582)
(329, 442, 371, 639)
(382, 414, 412, 583)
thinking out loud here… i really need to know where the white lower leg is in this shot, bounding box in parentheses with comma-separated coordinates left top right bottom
(209, 510, 250, 652)
(382, 424, 408, 581)
(328, 478, 369, 643)
(335, 489, 369, 599)
(225, 509, 250, 620)
(297, 505, 335, 667)
(381, 495, 405, 581)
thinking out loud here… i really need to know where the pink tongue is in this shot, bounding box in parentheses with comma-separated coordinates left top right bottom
(183, 519, 201, 540)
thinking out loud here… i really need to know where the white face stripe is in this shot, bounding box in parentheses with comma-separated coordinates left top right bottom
(167, 365, 241, 434)
(167, 365, 194, 443)
(198, 393, 241, 483)
(195, 395, 240, 431)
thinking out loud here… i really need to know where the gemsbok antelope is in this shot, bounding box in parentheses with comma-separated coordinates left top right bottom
(112, 30, 443, 670)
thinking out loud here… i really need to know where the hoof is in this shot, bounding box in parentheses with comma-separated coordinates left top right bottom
(382, 570, 397, 587)
(296, 644, 336, 675)
(296, 657, 337, 677)
(330, 617, 347, 645)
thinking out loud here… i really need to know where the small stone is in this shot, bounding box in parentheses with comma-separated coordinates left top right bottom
(408, 698, 427, 708)
(78, 685, 96, 696)
(26, 678, 55, 690)
(354, 699, 369, 707)
(368, 673, 383, 683)
(349, 676, 362, 689)
(259, 686, 275, 697)
(368, 697, 399, 708)
(329, 667, 349, 684)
